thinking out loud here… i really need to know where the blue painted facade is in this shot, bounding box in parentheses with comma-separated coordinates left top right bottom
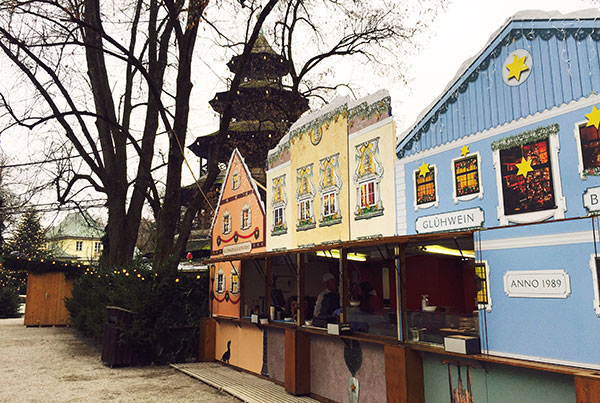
(395, 12, 600, 371)
(397, 20, 600, 159)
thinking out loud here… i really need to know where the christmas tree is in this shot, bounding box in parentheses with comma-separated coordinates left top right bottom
(7, 209, 48, 259)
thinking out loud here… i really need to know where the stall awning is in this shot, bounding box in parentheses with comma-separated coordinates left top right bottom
(203, 230, 474, 263)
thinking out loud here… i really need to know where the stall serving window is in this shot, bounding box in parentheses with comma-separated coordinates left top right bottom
(404, 237, 479, 345)
(303, 250, 342, 328)
(269, 255, 299, 323)
(346, 245, 398, 338)
(241, 258, 267, 317)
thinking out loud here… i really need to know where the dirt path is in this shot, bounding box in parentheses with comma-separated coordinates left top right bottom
(0, 318, 239, 403)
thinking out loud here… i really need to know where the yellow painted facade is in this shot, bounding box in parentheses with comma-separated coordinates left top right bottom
(291, 113, 349, 248)
(47, 238, 102, 264)
(265, 162, 292, 251)
(266, 90, 396, 249)
(348, 117, 397, 239)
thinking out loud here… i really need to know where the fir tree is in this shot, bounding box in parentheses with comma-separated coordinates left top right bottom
(7, 209, 48, 259)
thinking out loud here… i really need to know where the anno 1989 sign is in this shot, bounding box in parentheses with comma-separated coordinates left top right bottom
(503, 270, 571, 298)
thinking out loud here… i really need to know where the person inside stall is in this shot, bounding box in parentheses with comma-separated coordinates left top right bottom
(357, 281, 384, 315)
(313, 273, 340, 327)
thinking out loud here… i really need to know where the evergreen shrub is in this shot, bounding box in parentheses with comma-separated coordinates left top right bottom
(66, 262, 209, 365)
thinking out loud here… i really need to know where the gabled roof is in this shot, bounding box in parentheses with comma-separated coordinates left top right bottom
(209, 148, 265, 235)
(46, 212, 104, 240)
(397, 9, 600, 158)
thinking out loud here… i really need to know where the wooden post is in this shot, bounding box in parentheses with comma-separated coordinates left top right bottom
(398, 244, 408, 341)
(575, 374, 600, 403)
(198, 317, 216, 362)
(340, 248, 348, 323)
(297, 253, 305, 326)
(384, 344, 424, 403)
(285, 328, 310, 395)
(265, 257, 272, 312)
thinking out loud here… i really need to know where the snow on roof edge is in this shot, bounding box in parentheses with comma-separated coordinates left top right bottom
(397, 8, 600, 147)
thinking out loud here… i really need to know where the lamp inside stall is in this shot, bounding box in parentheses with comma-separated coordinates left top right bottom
(314, 250, 367, 261)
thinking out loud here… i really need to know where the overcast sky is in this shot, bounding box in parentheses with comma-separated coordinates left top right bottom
(0, 0, 598, 225)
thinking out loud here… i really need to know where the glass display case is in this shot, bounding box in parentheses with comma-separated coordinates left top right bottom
(406, 310, 479, 345)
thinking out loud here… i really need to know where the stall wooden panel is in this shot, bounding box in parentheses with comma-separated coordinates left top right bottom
(198, 317, 216, 362)
(385, 344, 424, 403)
(575, 375, 600, 403)
(285, 328, 310, 395)
(24, 272, 73, 326)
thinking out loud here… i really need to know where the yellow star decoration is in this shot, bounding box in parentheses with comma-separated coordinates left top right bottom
(460, 145, 470, 157)
(515, 157, 534, 178)
(586, 105, 600, 130)
(506, 54, 529, 81)
(418, 162, 430, 177)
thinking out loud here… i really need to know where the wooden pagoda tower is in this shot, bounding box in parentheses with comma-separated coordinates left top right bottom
(188, 33, 308, 179)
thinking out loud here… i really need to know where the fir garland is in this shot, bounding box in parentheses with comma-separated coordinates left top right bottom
(347, 96, 391, 121)
(288, 104, 348, 144)
(490, 123, 559, 151)
(583, 167, 600, 178)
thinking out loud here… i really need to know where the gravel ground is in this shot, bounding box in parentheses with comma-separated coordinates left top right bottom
(0, 318, 240, 403)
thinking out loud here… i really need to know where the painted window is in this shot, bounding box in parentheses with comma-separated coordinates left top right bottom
(94, 242, 102, 253)
(299, 199, 312, 222)
(274, 206, 284, 227)
(354, 138, 384, 219)
(416, 166, 436, 205)
(216, 268, 225, 294)
(318, 154, 342, 226)
(296, 164, 316, 230)
(577, 123, 600, 176)
(360, 181, 376, 208)
(475, 262, 492, 311)
(232, 172, 240, 190)
(590, 255, 600, 317)
(241, 206, 251, 230)
(271, 175, 287, 235)
(454, 156, 480, 197)
(499, 138, 555, 215)
(222, 211, 231, 235)
(323, 192, 336, 217)
(76, 241, 83, 251)
(230, 268, 240, 295)
(492, 124, 565, 225)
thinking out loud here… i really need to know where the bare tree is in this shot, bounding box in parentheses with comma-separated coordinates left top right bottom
(0, 0, 279, 273)
(0, 0, 447, 274)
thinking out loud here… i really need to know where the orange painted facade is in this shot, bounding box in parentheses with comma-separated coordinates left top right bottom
(210, 149, 265, 318)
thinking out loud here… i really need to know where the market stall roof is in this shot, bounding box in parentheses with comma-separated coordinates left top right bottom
(203, 230, 474, 263)
(396, 9, 600, 159)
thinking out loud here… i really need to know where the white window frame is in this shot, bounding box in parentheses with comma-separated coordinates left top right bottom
(274, 206, 284, 227)
(451, 151, 484, 204)
(222, 211, 232, 235)
(359, 180, 377, 209)
(216, 268, 226, 295)
(322, 191, 337, 218)
(230, 268, 240, 295)
(241, 205, 252, 230)
(94, 242, 102, 253)
(232, 171, 240, 190)
(413, 163, 439, 211)
(492, 134, 566, 225)
(298, 199, 313, 222)
(574, 119, 600, 180)
(589, 254, 600, 317)
(76, 241, 83, 251)
(476, 260, 493, 312)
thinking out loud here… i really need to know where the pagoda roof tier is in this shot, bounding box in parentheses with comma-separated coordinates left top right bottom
(228, 52, 290, 79)
(189, 127, 287, 168)
(210, 87, 308, 122)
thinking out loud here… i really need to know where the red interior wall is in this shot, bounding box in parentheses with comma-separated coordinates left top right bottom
(405, 255, 475, 314)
